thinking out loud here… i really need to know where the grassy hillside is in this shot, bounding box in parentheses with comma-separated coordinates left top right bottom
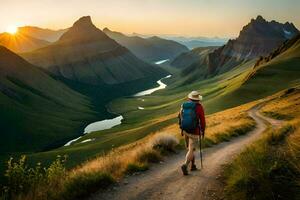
(0, 46, 100, 178)
(223, 87, 300, 200)
(205, 34, 300, 112)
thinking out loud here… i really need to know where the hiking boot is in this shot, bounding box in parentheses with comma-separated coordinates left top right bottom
(181, 164, 188, 175)
(190, 164, 198, 171)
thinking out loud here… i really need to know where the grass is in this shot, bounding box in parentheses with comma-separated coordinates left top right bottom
(125, 163, 149, 175)
(62, 172, 114, 200)
(1, 99, 258, 200)
(262, 111, 293, 120)
(0, 133, 178, 200)
(223, 87, 300, 200)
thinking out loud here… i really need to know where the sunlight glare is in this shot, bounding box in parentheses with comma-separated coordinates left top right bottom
(6, 25, 18, 34)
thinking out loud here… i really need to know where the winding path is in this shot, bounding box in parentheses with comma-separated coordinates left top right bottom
(89, 105, 282, 200)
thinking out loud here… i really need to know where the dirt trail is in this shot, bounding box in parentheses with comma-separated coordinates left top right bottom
(89, 106, 282, 200)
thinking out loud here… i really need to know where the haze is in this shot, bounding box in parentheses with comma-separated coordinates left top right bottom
(1, 0, 300, 37)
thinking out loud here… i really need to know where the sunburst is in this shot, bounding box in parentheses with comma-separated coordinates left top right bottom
(6, 25, 18, 34)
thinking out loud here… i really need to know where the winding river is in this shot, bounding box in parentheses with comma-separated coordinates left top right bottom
(64, 62, 172, 146)
(154, 59, 169, 65)
(134, 75, 172, 97)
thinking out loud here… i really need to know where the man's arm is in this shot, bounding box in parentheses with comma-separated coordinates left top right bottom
(196, 104, 206, 136)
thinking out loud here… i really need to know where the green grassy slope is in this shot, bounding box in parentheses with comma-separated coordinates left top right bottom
(0, 46, 97, 165)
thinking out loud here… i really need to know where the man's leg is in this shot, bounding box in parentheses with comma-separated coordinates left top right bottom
(182, 136, 194, 175)
(185, 137, 194, 165)
(190, 138, 198, 170)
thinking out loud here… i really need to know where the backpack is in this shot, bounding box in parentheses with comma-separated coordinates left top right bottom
(179, 101, 199, 134)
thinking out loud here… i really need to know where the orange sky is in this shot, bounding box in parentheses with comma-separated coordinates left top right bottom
(1, 0, 299, 37)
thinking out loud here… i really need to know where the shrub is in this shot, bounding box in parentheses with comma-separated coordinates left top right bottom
(136, 149, 162, 163)
(150, 134, 179, 153)
(2, 155, 67, 200)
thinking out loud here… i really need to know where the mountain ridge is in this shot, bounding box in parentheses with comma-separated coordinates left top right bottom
(103, 27, 189, 62)
(171, 16, 299, 83)
(18, 26, 68, 42)
(0, 32, 50, 53)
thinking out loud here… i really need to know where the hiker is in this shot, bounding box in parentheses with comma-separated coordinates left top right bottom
(178, 91, 206, 175)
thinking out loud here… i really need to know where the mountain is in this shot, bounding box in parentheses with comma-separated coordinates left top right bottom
(22, 16, 165, 86)
(103, 28, 189, 62)
(171, 46, 218, 68)
(211, 33, 300, 110)
(254, 34, 300, 67)
(0, 32, 50, 53)
(208, 15, 299, 74)
(172, 16, 299, 83)
(18, 26, 68, 42)
(0, 45, 95, 154)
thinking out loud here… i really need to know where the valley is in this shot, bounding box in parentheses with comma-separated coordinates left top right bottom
(0, 4, 300, 199)
(19, 20, 300, 175)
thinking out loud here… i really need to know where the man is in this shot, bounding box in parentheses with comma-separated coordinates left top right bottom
(178, 91, 206, 175)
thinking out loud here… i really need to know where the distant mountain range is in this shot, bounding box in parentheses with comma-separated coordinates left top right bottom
(172, 15, 299, 82)
(0, 32, 50, 53)
(18, 26, 68, 42)
(103, 28, 189, 62)
(159, 36, 228, 49)
(21, 16, 165, 85)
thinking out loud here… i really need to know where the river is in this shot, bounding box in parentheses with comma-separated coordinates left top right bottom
(134, 75, 172, 97)
(64, 62, 172, 146)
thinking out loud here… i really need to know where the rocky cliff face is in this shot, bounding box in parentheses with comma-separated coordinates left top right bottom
(21, 16, 165, 85)
(208, 15, 299, 74)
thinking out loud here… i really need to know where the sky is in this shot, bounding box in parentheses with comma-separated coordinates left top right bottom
(0, 0, 300, 38)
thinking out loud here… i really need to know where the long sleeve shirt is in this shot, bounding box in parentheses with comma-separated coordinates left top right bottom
(195, 103, 206, 134)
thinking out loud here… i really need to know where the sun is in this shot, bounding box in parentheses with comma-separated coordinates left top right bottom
(6, 25, 18, 34)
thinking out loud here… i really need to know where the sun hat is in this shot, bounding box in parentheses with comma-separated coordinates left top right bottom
(188, 91, 203, 101)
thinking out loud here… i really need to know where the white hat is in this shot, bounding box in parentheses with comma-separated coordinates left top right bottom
(188, 91, 203, 101)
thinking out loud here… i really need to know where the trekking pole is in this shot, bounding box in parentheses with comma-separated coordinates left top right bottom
(199, 134, 203, 169)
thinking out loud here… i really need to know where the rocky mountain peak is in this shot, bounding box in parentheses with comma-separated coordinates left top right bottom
(255, 15, 266, 22)
(72, 16, 94, 29)
(58, 16, 109, 43)
(103, 27, 110, 32)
